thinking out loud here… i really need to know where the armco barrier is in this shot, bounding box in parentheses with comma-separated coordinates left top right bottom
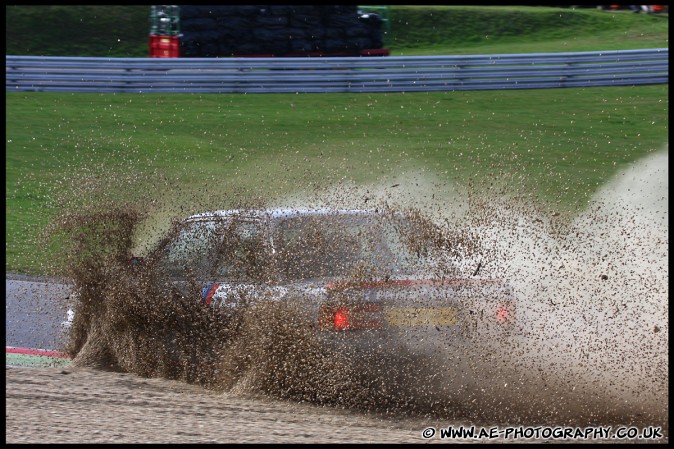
(6, 48, 668, 94)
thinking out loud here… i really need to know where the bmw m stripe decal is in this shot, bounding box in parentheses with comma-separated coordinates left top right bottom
(202, 283, 220, 305)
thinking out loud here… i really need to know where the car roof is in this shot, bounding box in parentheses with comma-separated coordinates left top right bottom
(184, 208, 383, 223)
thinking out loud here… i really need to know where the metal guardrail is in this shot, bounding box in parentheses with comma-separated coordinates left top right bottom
(6, 49, 668, 94)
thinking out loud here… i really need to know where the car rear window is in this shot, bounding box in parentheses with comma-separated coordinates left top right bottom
(272, 213, 425, 281)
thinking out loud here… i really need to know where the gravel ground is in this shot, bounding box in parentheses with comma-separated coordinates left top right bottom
(5, 366, 441, 444)
(8, 366, 666, 444)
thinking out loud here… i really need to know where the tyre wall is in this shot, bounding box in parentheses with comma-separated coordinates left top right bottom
(178, 5, 384, 57)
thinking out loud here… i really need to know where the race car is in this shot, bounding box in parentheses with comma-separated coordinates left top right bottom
(141, 208, 516, 362)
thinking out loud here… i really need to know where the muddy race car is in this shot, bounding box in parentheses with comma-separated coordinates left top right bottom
(135, 208, 516, 362)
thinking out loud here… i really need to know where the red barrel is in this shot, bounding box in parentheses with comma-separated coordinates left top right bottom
(149, 35, 180, 58)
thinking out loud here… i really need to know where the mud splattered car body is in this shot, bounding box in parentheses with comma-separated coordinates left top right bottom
(148, 208, 516, 361)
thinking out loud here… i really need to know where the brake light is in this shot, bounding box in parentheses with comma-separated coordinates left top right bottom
(333, 308, 350, 330)
(319, 303, 384, 331)
(496, 303, 513, 323)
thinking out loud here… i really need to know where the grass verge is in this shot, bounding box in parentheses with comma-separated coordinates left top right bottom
(6, 85, 668, 274)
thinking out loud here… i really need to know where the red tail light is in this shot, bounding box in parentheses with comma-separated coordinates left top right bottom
(319, 303, 384, 331)
(333, 308, 350, 330)
(496, 303, 514, 324)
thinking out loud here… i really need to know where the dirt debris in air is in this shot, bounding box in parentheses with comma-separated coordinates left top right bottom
(38, 149, 667, 440)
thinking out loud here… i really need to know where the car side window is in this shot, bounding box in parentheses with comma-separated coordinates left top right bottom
(159, 218, 268, 281)
(160, 221, 221, 280)
(214, 219, 268, 281)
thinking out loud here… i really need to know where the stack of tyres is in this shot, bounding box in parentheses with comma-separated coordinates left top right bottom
(178, 5, 384, 57)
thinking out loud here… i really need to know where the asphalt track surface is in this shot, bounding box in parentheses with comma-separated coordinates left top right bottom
(5, 275, 72, 352)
